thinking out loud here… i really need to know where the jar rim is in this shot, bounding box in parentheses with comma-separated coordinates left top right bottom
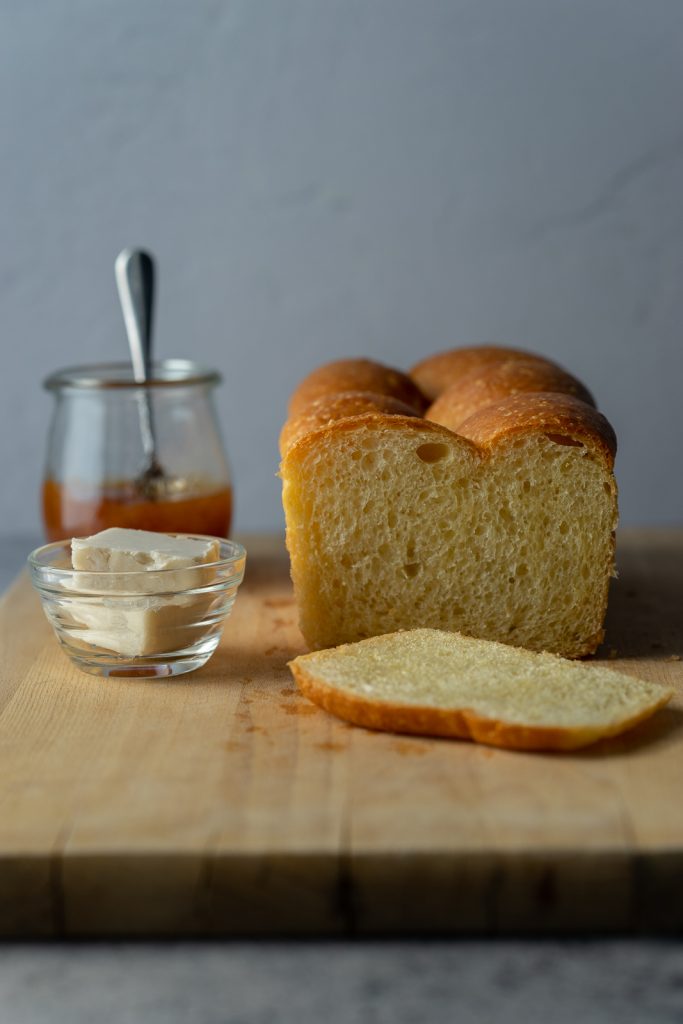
(44, 359, 222, 391)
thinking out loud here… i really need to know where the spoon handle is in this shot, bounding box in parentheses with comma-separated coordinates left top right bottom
(115, 248, 155, 382)
(115, 248, 160, 470)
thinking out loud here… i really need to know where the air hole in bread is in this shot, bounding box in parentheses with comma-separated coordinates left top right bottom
(403, 562, 421, 578)
(415, 442, 450, 463)
(559, 521, 568, 535)
(545, 433, 584, 448)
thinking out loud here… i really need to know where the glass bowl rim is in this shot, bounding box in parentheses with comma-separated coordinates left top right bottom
(28, 535, 246, 579)
(44, 359, 221, 391)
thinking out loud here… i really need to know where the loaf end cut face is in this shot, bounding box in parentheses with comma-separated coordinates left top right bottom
(281, 406, 617, 658)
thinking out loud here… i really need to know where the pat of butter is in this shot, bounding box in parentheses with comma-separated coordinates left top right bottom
(72, 527, 219, 576)
(72, 528, 220, 595)
(67, 528, 221, 657)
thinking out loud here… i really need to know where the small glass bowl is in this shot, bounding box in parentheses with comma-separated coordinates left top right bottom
(28, 536, 246, 678)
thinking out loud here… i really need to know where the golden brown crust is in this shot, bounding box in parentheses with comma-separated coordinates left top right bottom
(574, 626, 607, 659)
(454, 392, 617, 468)
(410, 346, 561, 402)
(284, 349, 612, 470)
(281, 412, 482, 468)
(288, 358, 428, 417)
(289, 661, 672, 752)
(426, 358, 596, 435)
(279, 391, 420, 457)
(281, 391, 616, 483)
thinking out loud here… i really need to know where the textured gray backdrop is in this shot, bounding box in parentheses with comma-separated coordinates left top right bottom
(1, 0, 682, 534)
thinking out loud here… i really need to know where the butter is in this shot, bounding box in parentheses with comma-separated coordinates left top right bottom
(72, 528, 219, 592)
(67, 593, 215, 657)
(67, 528, 221, 657)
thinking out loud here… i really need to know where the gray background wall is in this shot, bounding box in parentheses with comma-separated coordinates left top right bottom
(1, 0, 682, 534)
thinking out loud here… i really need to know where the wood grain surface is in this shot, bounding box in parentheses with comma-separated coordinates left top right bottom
(0, 531, 681, 937)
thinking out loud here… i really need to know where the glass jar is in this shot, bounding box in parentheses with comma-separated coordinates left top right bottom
(42, 360, 233, 541)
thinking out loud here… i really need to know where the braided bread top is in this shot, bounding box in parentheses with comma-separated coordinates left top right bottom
(281, 346, 615, 466)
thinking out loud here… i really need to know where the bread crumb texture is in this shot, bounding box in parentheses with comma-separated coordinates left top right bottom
(289, 629, 672, 751)
(283, 419, 617, 657)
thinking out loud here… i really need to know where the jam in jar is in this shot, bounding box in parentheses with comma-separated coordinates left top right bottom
(42, 360, 233, 541)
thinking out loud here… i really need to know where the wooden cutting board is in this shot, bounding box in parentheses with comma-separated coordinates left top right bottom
(0, 530, 682, 937)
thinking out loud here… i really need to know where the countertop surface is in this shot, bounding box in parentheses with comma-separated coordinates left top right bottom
(2, 939, 683, 1024)
(1, 533, 682, 1024)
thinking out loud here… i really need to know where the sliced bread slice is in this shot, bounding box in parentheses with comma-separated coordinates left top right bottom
(288, 628, 673, 751)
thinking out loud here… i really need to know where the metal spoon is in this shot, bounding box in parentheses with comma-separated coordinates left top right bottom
(115, 247, 168, 500)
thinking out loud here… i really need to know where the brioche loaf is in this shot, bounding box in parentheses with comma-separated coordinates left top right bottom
(289, 629, 671, 751)
(280, 347, 618, 657)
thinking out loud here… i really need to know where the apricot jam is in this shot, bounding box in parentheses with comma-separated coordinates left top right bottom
(43, 478, 232, 541)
